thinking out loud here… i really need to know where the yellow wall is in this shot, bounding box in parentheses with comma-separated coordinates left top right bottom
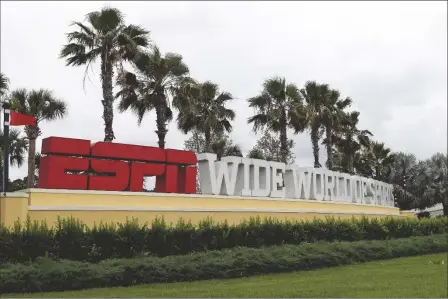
(1, 188, 413, 228)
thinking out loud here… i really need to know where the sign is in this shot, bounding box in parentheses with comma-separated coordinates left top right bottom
(37, 136, 395, 208)
(197, 154, 395, 207)
(38, 137, 197, 193)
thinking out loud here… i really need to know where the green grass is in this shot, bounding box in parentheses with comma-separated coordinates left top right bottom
(5, 253, 447, 298)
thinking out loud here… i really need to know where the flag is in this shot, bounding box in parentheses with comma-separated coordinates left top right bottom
(9, 111, 37, 126)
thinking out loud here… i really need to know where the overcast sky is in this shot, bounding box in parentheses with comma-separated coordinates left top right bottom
(1, 1, 447, 180)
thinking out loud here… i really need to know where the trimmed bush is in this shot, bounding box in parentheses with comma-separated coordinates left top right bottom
(0, 215, 446, 264)
(0, 234, 446, 294)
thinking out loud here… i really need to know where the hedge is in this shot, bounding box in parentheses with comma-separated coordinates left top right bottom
(0, 215, 446, 264)
(1, 234, 447, 294)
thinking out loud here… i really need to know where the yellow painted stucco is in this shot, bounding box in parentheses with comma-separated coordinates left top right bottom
(0, 188, 414, 228)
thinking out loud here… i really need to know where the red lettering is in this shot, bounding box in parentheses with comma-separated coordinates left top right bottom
(38, 136, 198, 194)
(129, 162, 165, 192)
(155, 149, 197, 193)
(41, 137, 91, 156)
(38, 155, 89, 190)
(89, 159, 130, 191)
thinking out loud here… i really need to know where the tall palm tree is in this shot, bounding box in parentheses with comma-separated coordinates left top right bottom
(320, 89, 352, 170)
(60, 6, 150, 142)
(116, 46, 192, 148)
(333, 111, 372, 174)
(8, 89, 67, 188)
(176, 81, 235, 153)
(247, 77, 306, 164)
(0, 73, 9, 97)
(300, 81, 330, 168)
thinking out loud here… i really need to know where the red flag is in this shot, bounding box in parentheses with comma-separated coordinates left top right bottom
(9, 111, 37, 126)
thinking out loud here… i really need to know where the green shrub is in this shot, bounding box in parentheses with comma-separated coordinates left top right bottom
(0, 234, 446, 294)
(0, 215, 446, 264)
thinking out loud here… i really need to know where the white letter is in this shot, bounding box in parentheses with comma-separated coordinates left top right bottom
(197, 154, 240, 196)
(234, 157, 252, 196)
(312, 169, 325, 201)
(323, 170, 337, 201)
(251, 158, 271, 197)
(269, 161, 286, 198)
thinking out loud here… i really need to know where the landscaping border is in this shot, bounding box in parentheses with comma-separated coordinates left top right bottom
(1, 234, 446, 294)
(1, 216, 446, 263)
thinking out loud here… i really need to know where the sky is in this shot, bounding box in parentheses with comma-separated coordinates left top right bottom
(1, 1, 447, 181)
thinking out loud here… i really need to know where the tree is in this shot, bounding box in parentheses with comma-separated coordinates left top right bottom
(413, 153, 448, 215)
(60, 6, 150, 142)
(369, 141, 397, 181)
(0, 129, 28, 190)
(300, 81, 330, 168)
(211, 134, 243, 160)
(332, 111, 372, 174)
(176, 81, 235, 153)
(183, 129, 243, 193)
(0, 73, 9, 97)
(247, 77, 306, 164)
(116, 46, 192, 148)
(8, 89, 67, 188)
(320, 89, 352, 170)
(247, 130, 295, 164)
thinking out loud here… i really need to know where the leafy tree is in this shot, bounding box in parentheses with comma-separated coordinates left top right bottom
(248, 77, 306, 164)
(320, 89, 352, 170)
(183, 129, 242, 193)
(60, 6, 150, 142)
(423, 153, 448, 215)
(116, 46, 192, 148)
(176, 81, 235, 153)
(247, 130, 295, 164)
(0, 73, 9, 97)
(8, 89, 67, 188)
(211, 134, 243, 160)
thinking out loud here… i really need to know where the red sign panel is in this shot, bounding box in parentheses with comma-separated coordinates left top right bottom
(38, 137, 197, 193)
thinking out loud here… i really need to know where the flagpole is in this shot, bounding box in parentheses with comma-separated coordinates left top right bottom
(2, 101, 10, 194)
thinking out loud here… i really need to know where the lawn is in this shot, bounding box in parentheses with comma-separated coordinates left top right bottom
(4, 253, 447, 298)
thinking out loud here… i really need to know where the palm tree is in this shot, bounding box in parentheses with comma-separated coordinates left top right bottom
(247, 77, 306, 164)
(176, 81, 235, 153)
(369, 141, 396, 181)
(60, 6, 150, 142)
(300, 81, 330, 168)
(116, 46, 192, 148)
(0, 73, 9, 97)
(320, 89, 352, 170)
(0, 129, 28, 190)
(333, 111, 372, 174)
(8, 89, 67, 188)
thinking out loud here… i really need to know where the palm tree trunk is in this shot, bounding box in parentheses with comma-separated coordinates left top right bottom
(325, 125, 333, 170)
(279, 124, 288, 164)
(27, 138, 36, 188)
(311, 125, 321, 168)
(101, 57, 115, 142)
(155, 105, 167, 149)
(204, 129, 211, 153)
